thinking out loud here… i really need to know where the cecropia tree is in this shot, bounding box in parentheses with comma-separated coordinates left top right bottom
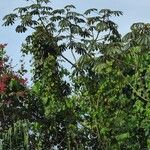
(1, 0, 150, 149)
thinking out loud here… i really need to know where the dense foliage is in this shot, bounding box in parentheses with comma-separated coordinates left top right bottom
(1, 0, 150, 149)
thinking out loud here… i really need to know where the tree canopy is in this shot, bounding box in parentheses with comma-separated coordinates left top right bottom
(1, 0, 150, 149)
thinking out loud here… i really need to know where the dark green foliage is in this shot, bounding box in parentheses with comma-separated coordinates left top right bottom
(1, 0, 150, 149)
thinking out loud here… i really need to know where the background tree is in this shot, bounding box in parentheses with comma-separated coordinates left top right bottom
(1, 0, 150, 149)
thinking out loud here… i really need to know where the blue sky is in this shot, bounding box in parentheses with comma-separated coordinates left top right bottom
(0, 0, 150, 81)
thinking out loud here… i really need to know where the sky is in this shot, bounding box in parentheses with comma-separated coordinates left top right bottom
(0, 0, 150, 81)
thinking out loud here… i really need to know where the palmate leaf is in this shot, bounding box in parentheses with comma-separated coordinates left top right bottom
(96, 22, 109, 32)
(84, 8, 98, 15)
(67, 41, 76, 49)
(77, 54, 91, 68)
(112, 10, 123, 16)
(16, 25, 27, 33)
(25, 35, 32, 43)
(59, 43, 66, 52)
(46, 22, 56, 31)
(123, 23, 150, 46)
(14, 7, 28, 13)
(2, 14, 18, 26)
(56, 36, 66, 41)
(67, 11, 82, 18)
(21, 13, 39, 26)
(41, 6, 53, 11)
(70, 24, 82, 34)
(131, 22, 145, 31)
(136, 35, 150, 46)
(88, 42, 103, 52)
(75, 46, 86, 55)
(79, 29, 91, 38)
(64, 5, 76, 11)
(22, 19, 38, 26)
(37, 0, 50, 4)
(122, 32, 135, 42)
(87, 16, 100, 25)
(74, 17, 86, 23)
(30, 4, 41, 9)
(51, 9, 65, 15)
(30, 10, 40, 15)
(100, 9, 123, 19)
(40, 10, 51, 15)
(58, 19, 71, 28)
(75, 42, 87, 55)
(99, 9, 112, 14)
(50, 16, 62, 22)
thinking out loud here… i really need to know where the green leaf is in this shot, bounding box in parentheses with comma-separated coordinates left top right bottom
(84, 8, 98, 15)
(96, 22, 108, 31)
(52, 9, 65, 15)
(116, 132, 130, 141)
(64, 5, 76, 10)
(15, 25, 27, 33)
(2, 14, 18, 26)
(87, 16, 100, 25)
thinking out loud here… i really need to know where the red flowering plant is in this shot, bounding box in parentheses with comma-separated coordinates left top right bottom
(0, 44, 29, 130)
(0, 44, 45, 135)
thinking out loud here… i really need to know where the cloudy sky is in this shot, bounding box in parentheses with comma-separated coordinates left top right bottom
(0, 0, 150, 80)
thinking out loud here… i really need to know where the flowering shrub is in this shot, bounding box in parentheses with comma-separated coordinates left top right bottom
(0, 44, 28, 130)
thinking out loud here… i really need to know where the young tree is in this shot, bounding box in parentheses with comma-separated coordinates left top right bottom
(1, 0, 150, 149)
